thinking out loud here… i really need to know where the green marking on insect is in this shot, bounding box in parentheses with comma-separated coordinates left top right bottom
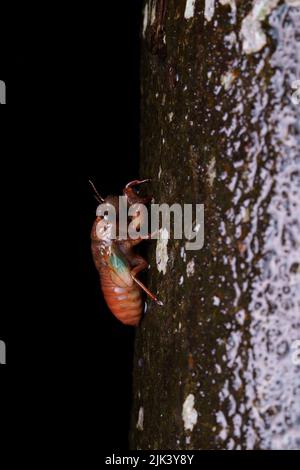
(109, 252, 129, 273)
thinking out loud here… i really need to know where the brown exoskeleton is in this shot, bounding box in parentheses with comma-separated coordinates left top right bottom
(90, 179, 163, 326)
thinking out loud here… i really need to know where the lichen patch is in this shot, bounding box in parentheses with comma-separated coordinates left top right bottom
(156, 228, 169, 275)
(182, 394, 198, 431)
(186, 259, 195, 277)
(142, 3, 149, 38)
(204, 0, 216, 22)
(240, 0, 280, 54)
(184, 0, 196, 19)
(136, 406, 144, 431)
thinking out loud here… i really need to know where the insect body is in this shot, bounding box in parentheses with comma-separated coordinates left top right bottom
(91, 179, 163, 326)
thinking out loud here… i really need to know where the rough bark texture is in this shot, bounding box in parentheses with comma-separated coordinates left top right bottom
(130, 0, 300, 450)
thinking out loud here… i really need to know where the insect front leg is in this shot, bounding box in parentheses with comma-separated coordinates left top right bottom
(130, 255, 163, 306)
(123, 179, 153, 205)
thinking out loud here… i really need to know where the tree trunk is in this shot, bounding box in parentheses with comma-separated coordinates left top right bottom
(130, 0, 300, 450)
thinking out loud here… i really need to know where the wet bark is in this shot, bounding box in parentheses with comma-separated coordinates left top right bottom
(130, 0, 300, 450)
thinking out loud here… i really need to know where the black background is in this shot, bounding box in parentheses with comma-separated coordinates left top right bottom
(1, 0, 144, 452)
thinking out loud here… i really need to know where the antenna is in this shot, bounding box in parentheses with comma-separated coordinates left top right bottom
(89, 179, 104, 203)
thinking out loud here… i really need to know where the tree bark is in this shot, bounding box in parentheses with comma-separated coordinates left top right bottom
(130, 0, 300, 450)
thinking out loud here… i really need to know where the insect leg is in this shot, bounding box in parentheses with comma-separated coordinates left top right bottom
(130, 256, 163, 306)
(123, 179, 152, 204)
(132, 276, 163, 306)
(125, 179, 150, 189)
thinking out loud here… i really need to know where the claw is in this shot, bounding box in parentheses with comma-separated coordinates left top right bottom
(124, 179, 152, 205)
(132, 275, 163, 306)
(125, 179, 150, 189)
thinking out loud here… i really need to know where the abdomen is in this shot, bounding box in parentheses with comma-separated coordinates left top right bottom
(99, 265, 143, 326)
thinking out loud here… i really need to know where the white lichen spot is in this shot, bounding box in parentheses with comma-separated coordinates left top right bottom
(221, 70, 237, 90)
(224, 31, 237, 49)
(194, 223, 201, 233)
(150, 0, 157, 25)
(240, 0, 281, 54)
(236, 308, 246, 325)
(213, 295, 221, 306)
(184, 0, 196, 19)
(156, 228, 169, 275)
(168, 111, 174, 122)
(216, 410, 229, 441)
(182, 394, 198, 431)
(241, 206, 250, 223)
(142, 3, 149, 38)
(186, 259, 195, 277)
(179, 275, 184, 286)
(219, 0, 237, 18)
(158, 165, 162, 179)
(207, 155, 216, 187)
(136, 406, 144, 431)
(180, 246, 187, 262)
(204, 0, 215, 22)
